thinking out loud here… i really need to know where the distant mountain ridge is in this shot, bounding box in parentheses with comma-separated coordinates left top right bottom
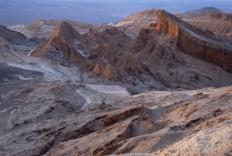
(182, 7, 223, 18)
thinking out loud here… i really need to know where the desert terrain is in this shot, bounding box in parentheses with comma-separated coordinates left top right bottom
(0, 7, 232, 156)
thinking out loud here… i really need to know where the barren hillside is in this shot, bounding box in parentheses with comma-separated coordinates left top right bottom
(0, 8, 232, 156)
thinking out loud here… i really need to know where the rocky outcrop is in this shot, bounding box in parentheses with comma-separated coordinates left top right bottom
(89, 26, 141, 79)
(30, 21, 92, 68)
(155, 10, 232, 73)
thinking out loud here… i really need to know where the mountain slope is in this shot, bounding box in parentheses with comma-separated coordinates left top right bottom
(0, 25, 30, 45)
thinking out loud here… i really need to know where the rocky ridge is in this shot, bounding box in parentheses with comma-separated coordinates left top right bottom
(181, 7, 223, 18)
(30, 11, 232, 90)
(30, 21, 92, 67)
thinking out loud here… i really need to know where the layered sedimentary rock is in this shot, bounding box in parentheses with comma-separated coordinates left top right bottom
(155, 10, 232, 73)
(129, 28, 232, 89)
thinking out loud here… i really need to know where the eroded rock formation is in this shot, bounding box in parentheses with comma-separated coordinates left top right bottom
(29, 13, 232, 89)
(30, 21, 92, 68)
(155, 10, 232, 73)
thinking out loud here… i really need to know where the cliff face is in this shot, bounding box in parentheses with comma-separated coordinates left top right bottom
(177, 30, 232, 72)
(156, 12, 180, 38)
(155, 10, 232, 73)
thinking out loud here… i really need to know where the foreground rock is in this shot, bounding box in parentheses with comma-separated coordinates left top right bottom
(0, 81, 231, 156)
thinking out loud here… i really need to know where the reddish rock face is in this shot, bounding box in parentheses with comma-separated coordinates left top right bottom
(156, 12, 180, 38)
(155, 10, 232, 73)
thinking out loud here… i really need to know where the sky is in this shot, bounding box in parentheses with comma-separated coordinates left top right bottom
(0, 0, 231, 25)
